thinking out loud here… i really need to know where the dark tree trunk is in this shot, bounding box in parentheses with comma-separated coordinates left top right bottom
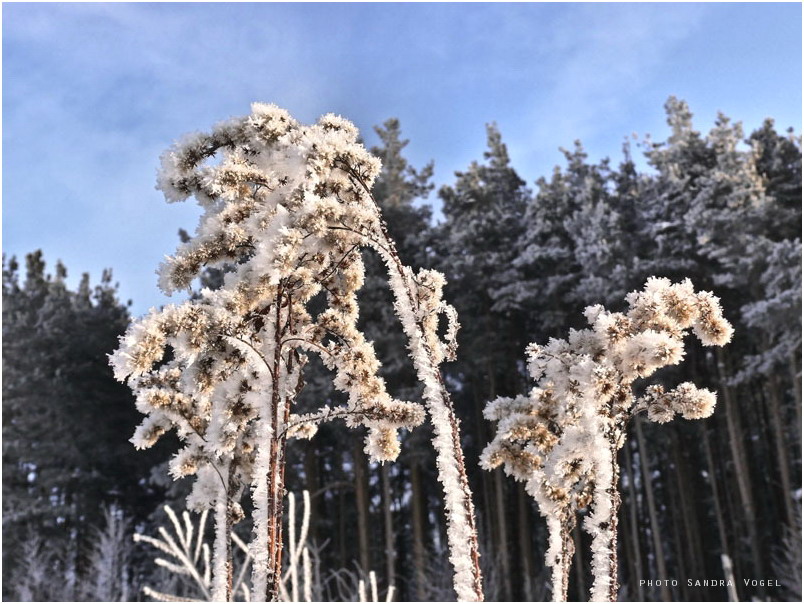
(354, 438, 372, 574)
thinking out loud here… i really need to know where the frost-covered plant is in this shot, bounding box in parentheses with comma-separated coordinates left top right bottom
(480, 277, 733, 602)
(111, 103, 482, 601)
(324, 567, 394, 603)
(772, 506, 802, 602)
(357, 571, 394, 603)
(11, 533, 59, 602)
(136, 492, 392, 603)
(9, 511, 135, 602)
(85, 504, 134, 602)
(134, 506, 213, 602)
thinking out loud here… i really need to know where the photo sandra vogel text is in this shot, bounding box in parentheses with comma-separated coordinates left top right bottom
(639, 578, 782, 588)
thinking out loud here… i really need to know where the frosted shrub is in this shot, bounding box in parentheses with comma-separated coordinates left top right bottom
(135, 492, 368, 603)
(480, 277, 733, 601)
(111, 104, 482, 601)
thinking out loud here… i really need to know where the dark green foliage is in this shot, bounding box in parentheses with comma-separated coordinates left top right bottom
(2, 252, 171, 598)
(437, 123, 531, 401)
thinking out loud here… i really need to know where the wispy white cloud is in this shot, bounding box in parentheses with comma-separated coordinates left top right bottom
(4, 3, 334, 306)
(3, 3, 799, 313)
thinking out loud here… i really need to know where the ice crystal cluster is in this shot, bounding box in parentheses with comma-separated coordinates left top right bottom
(110, 104, 481, 601)
(480, 277, 733, 602)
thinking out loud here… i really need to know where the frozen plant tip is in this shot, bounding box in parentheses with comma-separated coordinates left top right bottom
(111, 103, 481, 600)
(480, 277, 732, 601)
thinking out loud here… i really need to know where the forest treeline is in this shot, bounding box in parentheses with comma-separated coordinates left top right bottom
(3, 97, 801, 601)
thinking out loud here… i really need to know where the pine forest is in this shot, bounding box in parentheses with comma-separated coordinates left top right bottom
(3, 97, 801, 602)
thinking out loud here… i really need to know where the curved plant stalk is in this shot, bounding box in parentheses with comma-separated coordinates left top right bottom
(340, 164, 484, 601)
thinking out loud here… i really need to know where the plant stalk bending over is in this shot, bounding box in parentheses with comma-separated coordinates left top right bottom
(110, 104, 483, 601)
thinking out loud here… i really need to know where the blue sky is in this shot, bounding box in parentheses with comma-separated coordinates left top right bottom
(3, 2, 801, 314)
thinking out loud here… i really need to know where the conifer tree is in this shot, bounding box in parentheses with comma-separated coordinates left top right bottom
(501, 142, 628, 340)
(639, 99, 801, 580)
(436, 125, 531, 599)
(2, 252, 158, 593)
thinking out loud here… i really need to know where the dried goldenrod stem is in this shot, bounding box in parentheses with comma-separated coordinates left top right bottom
(482, 277, 733, 601)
